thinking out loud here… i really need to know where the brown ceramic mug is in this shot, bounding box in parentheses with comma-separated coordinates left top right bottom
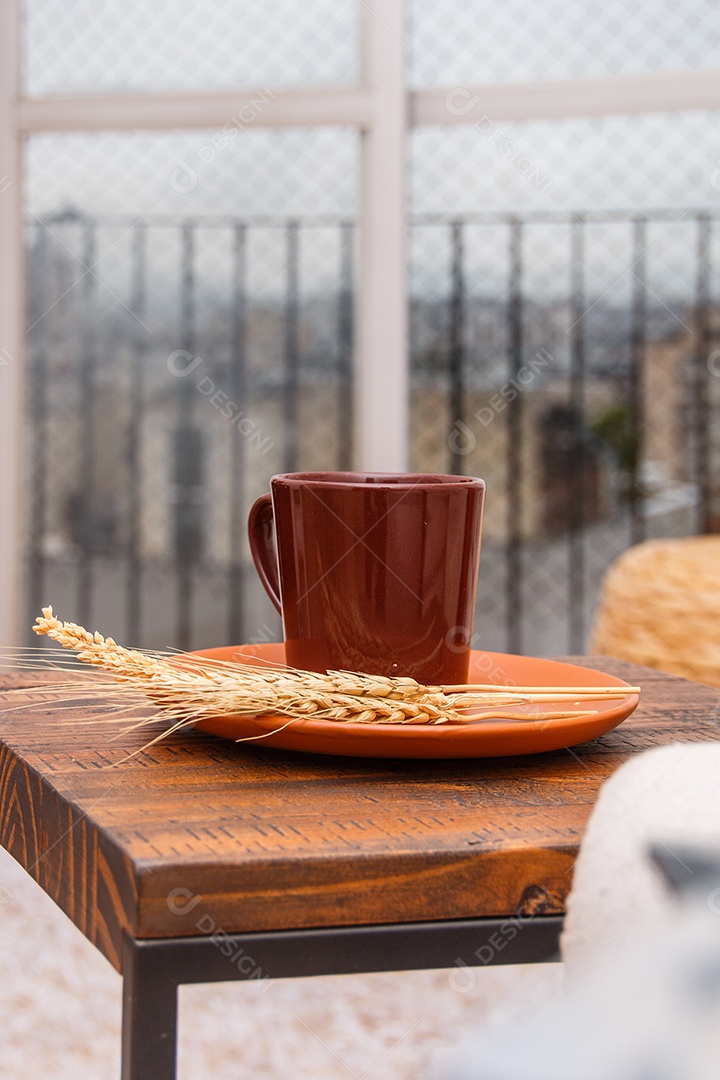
(248, 471, 485, 684)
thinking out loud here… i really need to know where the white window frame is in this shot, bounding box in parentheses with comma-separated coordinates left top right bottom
(2, 0, 719, 643)
(0, 0, 24, 650)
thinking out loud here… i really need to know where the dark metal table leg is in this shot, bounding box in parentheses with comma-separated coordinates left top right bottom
(121, 935, 178, 1080)
(117, 914, 563, 1077)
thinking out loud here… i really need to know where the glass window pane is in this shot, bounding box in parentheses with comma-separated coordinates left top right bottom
(409, 0, 720, 86)
(410, 111, 720, 215)
(24, 130, 356, 648)
(24, 0, 358, 95)
(27, 129, 357, 218)
(409, 108, 720, 652)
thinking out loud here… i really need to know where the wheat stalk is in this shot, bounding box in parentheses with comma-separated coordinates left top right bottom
(32, 608, 461, 725)
(27, 607, 640, 738)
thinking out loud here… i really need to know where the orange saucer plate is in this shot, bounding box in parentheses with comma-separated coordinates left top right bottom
(190, 644, 639, 759)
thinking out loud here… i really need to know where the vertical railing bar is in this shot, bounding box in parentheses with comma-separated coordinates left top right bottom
(126, 224, 146, 645)
(506, 219, 523, 654)
(568, 217, 586, 652)
(228, 223, 247, 645)
(283, 221, 300, 473)
(629, 216, 647, 545)
(337, 221, 354, 472)
(26, 223, 49, 637)
(693, 213, 712, 534)
(77, 221, 97, 628)
(448, 221, 464, 475)
(176, 223, 195, 651)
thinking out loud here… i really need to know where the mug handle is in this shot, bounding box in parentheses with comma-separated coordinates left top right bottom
(248, 493, 282, 614)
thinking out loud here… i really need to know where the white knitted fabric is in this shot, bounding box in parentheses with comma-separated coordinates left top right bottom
(440, 741, 720, 1080)
(561, 740, 720, 977)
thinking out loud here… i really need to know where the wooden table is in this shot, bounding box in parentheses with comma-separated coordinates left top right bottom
(0, 657, 718, 1079)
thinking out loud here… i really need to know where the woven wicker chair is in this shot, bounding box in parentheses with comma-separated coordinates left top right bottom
(590, 536, 720, 689)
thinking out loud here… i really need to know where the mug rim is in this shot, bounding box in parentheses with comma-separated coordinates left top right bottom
(270, 470, 485, 491)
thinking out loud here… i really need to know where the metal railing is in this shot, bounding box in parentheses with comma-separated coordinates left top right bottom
(411, 210, 719, 654)
(24, 210, 720, 654)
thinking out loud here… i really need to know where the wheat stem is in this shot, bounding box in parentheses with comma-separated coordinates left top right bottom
(29, 607, 640, 731)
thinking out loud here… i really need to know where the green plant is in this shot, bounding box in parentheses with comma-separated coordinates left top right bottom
(590, 402, 640, 478)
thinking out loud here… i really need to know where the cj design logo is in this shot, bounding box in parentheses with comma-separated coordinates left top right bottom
(445, 624, 479, 654)
(448, 419, 477, 457)
(448, 958, 476, 993)
(165, 348, 275, 454)
(169, 158, 199, 194)
(445, 87, 481, 117)
(167, 887, 203, 915)
(710, 158, 720, 193)
(167, 349, 204, 378)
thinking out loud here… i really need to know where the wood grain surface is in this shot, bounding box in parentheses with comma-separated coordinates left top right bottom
(0, 658, 717, 973)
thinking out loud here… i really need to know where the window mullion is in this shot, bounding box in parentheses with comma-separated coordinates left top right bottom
(355, 0, 409, 471)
